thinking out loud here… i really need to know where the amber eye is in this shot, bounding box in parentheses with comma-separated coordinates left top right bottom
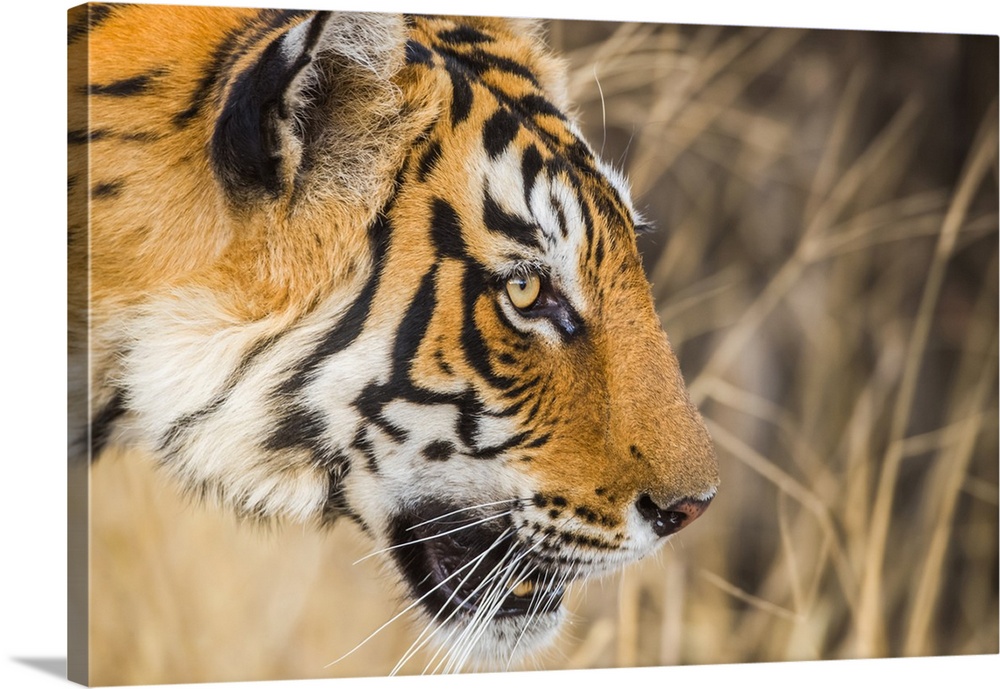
(505, 272, 541, 310)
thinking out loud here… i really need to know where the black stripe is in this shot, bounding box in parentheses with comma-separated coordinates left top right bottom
(567, 176, 596, 258)
(92, 181, 124, 198)
(264, 405, 324, 452)
(352, 425, 380, 474)
(492, 89, 566, 157)
(322, 458, 354, 525)
(422, 440, 455, 461)
(388, 268, 439, 389)
(428, 39, 585, 175)
(524, 432, 551, 449)
(516, 94, 566, 121)
(158, 332, 283, 452)
(594, 233, 606, 267)
(524, 433, 552, 449)
(278, 208, 394, 394)
(520, 144, 544, 205)
(563, 139, 596, 172)
(471, 430, 530, 460)
(73, 129, 161, 147)
(433, 347, 454, 375)
(482, 107, 520, 158)
(277, 273, 375, 393)
(68, 3, 113, 45)
(173, 27, 242, 127)
(444, 60, 474, 126)
(69, 129, 160, 145)
(88, 70, 163, 97)
(430, 198, 467, 259)
(264, 402, 354, 498)
(550, 192, 570, 239)
(354, 383, 410, 444)
(420, 36, 607, 206)
(173, 10, 311, 128)
(461, 265, 518, 391)
(435, 45, 540, 89)
(591, 185, 632, 241)
(456, 394, 486, 449)
(417, 140, 443, 182)
(524, 394, 545, 423)
(359, 273, 454, 444)
(483, 190, 540, 249)
(455, 387, 527, 451)
(299, 11, 331, 56)
(437, 26, 493, 45)
(500, 374, 543, 400)
(352, 379, 529, 463)
(348, 259, 526, 460)
(68, 129, 107, 145)
(90, 389, 125, 459)
(119, 131, 162, 143)
(211, 35, 302, 198)
(267, 199, 397, 470)
(405, 39, 434, 65)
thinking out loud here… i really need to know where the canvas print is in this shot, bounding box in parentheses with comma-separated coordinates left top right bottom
(67, 3, 998, 686)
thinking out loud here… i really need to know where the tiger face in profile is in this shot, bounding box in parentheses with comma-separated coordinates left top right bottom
(68, 4, 719, 669)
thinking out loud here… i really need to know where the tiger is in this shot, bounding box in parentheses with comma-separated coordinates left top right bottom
(68, 3, 720, 670)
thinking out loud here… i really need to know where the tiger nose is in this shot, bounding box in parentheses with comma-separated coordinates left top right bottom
(635, 493, 713, 538)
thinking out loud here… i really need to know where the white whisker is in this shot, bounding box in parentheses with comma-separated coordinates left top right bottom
(505, 565, 556, 669)
(448, 560, 537, 673)
(422, 547, 523, 674)
(352, 510, 513, 565)
(404, 498, 524, 531)
(440, 531, 553, 674)
(594, 65, 607, 157)
(391, 528, 520, 675)
(327, 528, 515, 669)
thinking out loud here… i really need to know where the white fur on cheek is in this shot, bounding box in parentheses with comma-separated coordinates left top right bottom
(123, 290, 280, 445)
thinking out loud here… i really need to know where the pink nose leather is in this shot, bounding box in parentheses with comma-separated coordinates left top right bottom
(636, 494, 713, 537)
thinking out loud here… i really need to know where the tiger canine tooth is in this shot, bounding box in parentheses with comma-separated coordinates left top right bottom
(511, 580, 535, 597)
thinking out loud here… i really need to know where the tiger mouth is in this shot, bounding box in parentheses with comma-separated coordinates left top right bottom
(389, 502, 566, 621)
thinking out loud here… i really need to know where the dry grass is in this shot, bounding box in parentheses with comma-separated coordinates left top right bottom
(85, 17, 998, 684)
(554, 20, 998, 666)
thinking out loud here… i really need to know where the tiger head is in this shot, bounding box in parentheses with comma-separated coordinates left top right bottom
(72, 7, 719, 668)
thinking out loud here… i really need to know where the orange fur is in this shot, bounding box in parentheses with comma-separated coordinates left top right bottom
(70, 6, 719, 667)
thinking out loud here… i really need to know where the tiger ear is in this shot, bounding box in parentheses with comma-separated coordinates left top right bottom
(211, 11, 408, 205)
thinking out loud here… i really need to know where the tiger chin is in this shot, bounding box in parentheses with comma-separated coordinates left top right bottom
(69, 3, 720, 672)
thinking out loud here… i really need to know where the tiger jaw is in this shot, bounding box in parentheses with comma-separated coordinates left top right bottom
(378, 490, 705, 659)
(389, 501, 568, 626)
(382, 498, 579, 665)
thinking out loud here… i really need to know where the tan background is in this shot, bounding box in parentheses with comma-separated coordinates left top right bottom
(87, 17, 998, 685)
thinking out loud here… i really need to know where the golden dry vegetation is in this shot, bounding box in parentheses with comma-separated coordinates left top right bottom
(84, 17, 998, 685)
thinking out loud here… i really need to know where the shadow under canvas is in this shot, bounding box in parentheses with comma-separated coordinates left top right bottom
(12, 657, 68, 680)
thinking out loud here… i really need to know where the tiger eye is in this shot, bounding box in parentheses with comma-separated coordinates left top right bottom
(505, 273, 541, 310)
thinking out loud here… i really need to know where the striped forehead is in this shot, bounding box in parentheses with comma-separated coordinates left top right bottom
(406, 19, 641, 304)
(405, 18, 637, 230)
(473, 126, 641, 302)
(478, 148, 595, 277)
